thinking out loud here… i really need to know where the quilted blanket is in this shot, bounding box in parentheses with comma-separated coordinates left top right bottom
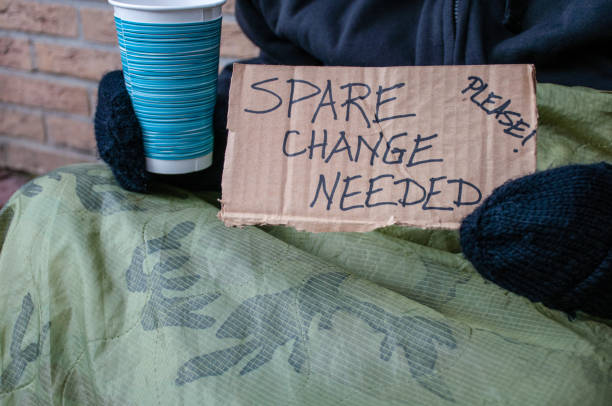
(0, 83, 611, 405)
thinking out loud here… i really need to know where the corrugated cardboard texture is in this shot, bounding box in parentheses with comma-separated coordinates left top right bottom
(220, 64, 537, 232)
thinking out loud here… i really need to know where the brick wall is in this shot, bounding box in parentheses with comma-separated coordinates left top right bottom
(0, 0, 258, 175)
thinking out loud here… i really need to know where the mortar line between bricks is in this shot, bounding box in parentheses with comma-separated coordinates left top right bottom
(0, 30, 118, 51)
(20, 0, 110, 11)
(88, 89, 97, 119)
(1, 99, 98, 127)
(21, 0, 237, 15)
(0, 66, 100, 89)
(0, 102, 45, 117)
(0, 102, 97, 124)
(42, 114, 49, 144)
(76, 7, 85, 41)
(43, 108, 94, 124)
(0, 135, 99, 161)
(86, 89, 94, 119)
(27, 37, 38, 71)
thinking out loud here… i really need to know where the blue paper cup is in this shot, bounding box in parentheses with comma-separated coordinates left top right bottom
(109, 0, 226, 174)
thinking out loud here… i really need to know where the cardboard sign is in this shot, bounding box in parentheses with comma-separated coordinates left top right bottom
(220, 64, 537, 232)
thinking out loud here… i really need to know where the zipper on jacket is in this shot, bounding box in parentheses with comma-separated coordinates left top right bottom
(452, 0, 460, 33)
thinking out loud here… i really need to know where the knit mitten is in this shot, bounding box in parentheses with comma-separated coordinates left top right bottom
(94, 60, 255, 193)
(461, 162, 612, 319)
(94, 70, 150, 193)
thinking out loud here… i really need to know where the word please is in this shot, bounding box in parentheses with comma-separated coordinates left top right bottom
(462, 75, 536, 148)
(310, 171, 482, 212)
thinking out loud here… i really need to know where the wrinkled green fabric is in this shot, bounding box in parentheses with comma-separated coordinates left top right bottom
(1, 83, 611, 405)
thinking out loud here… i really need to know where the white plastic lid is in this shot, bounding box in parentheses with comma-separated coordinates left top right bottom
(108, 0, 226, 11)
(110, 0, 223, 23)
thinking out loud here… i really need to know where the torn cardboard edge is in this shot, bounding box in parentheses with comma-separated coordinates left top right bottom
(219, 64, 538, 232)
(219, 198, 468, 232)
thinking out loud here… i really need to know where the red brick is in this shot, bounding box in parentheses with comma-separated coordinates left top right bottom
(0, 141, 95, 175)
(0, 107, 44, 142)
(222, 0, 235, 14)
(0, 73, 90, 115)
(0, 170, 31, 206)
(0, 0, 78, 37)
(35, 42, 121, 81)
(46, 115, 96, 152)
(81, 8, 117, 45)
(221, 20, 259, 59)
(0, 36, 32, 70)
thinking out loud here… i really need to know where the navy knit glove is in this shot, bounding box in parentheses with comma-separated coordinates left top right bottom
(94, 70, 150, 193)
(461, 162, 612, 319)
(94, 60, 258, 193)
